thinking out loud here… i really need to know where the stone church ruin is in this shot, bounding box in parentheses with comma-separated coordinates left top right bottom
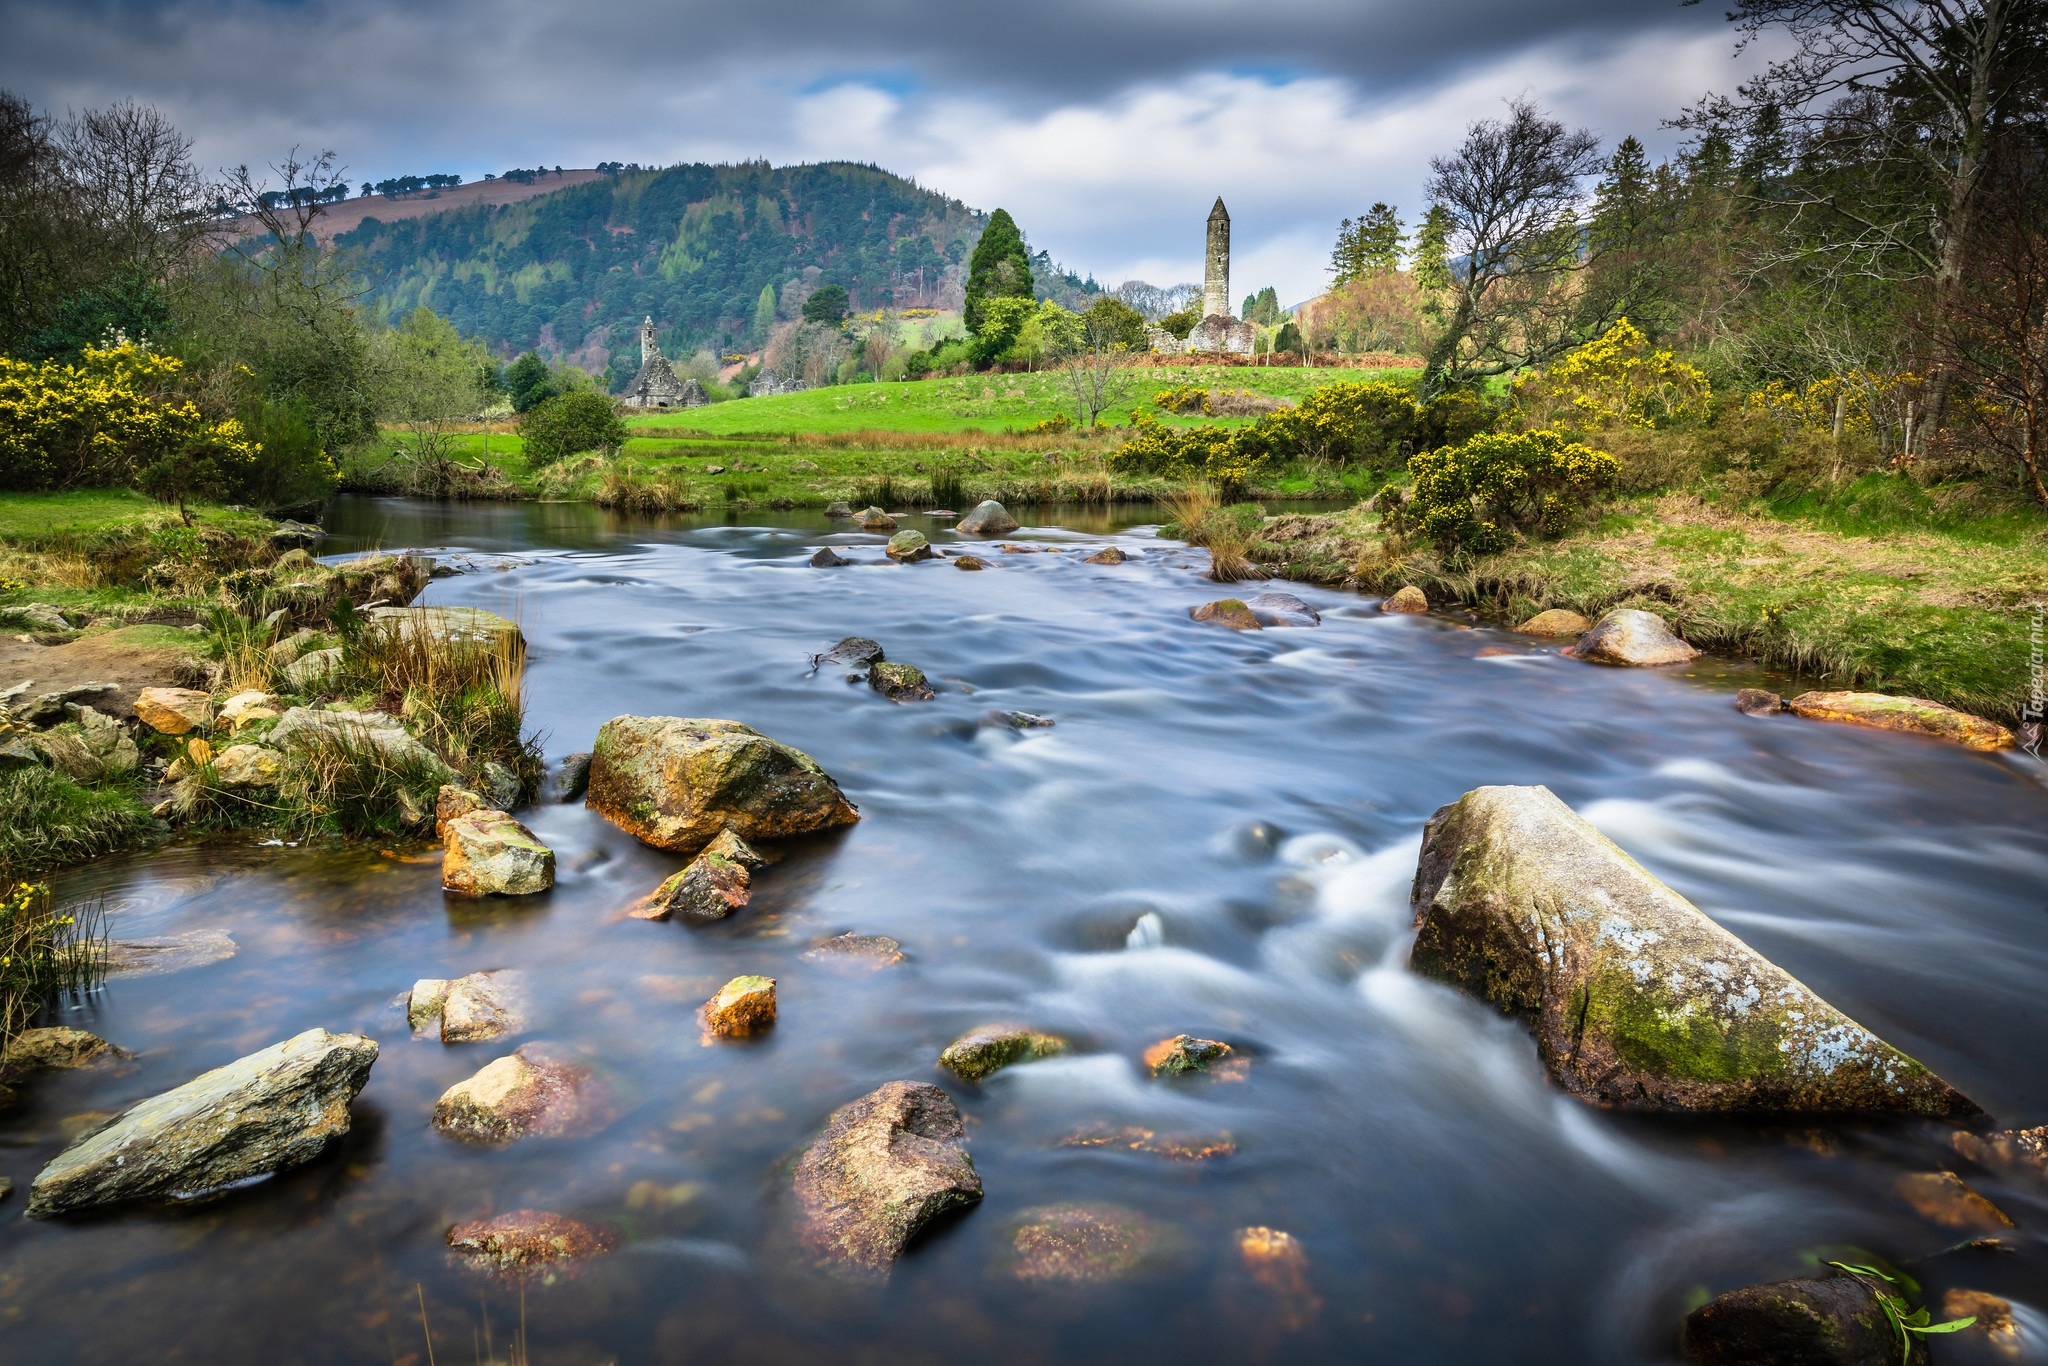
(621, 317, 707, 408)
(1149, 198, 1256, 358)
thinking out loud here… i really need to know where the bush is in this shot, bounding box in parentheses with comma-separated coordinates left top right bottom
(1110, 412, 1272, 497)
(1513, 318, 1712, 431)
(1157, 308, 1200, 340)
(1405, 429, 1619, 556)
(518, 391, 627, 466)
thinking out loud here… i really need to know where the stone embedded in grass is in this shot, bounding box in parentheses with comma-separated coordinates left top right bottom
(1682, 1272, 1915, 1366)
(1247, 591, 1320, 627)
(1572, 608, 1699, 666)
(210, 743, 282, 787)
(940, 1024, 1068, 1080)
(955, 555, 986, 570)
(269, 707, 452, 780)
(480, 760, 520, 809)
(885, 529, 933, 563)
(1, 602, 72, 633)
(133, 687, 213, 735)
(1895, 1170, 2013, 1232)
(447, 1210, 617, 1275)
(442, 810, 555, 897)
(802, 931, 904, 967)
(1008, 1204, 1153, 1283)
(1381, 585, 1429, 614)
(1410, 783, 1980, 1115)
(586, 715, 860, 855)
(364, 605, 524, 654)
(431, 1045, 601, 1143)
(631, 828, 761, 922)
(282, 647, 342, 689)
(33, 708, 138, 780)
(1516, 608, 1591, 636)
(1144, 1034, 1234, 1077)
(1950, 1125, 2048, 1185)
(794, 1080, 982, 1277)
(869, 661, 935, 701)
(1084, 546, 1127, 564)
(859, 507, 897, 532)
(435, 783, 489, 838)
(1192, 599, 1261, 630)
(1734, 688, 1786, 716)
(0, 1026, 126, 1078)
(25, 1027, 378, 1218)
(810, 546, 852, 567)
(956, 500, 1020, 535)
(1786, 690, 2015, 751)
(216, 690, 277, 729)
(701, 975, 777, 1037)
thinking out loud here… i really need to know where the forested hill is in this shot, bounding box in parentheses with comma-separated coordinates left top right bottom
(335, 160, 984, 385)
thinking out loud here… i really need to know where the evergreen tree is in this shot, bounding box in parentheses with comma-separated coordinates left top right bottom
(802, 283, 850, 325)
(1412, 205, 1454, 293)
(1331, 204, 1405, 285)
(503, 351, 554, 413)
(1243, 286, 1282, 326)
(1590, 137, 1653, 255)
(751, 283, 776, 344)
(963, 208, 1034, 335)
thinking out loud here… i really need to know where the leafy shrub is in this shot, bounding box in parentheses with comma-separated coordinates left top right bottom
(1405, 429, 1618, 556)
(518, 391, 627, 466)
(1157, 309, 1200, 340)
(1514, 318, 1712, 431)
(1155, 386, 1211, 415)
(1023, 414, 1071, 434)
(1110, 412, 1273, 497)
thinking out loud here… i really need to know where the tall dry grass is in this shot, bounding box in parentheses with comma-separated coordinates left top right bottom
(1161, 483, 1268, 582)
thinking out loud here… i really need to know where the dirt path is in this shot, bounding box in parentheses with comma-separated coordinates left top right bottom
(0, 626, 205, 718)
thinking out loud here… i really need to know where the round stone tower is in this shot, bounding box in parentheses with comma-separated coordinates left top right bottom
(1203, 198, 1231, 320)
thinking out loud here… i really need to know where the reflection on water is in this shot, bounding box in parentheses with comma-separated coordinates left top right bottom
(4, 495, 2045, 1364)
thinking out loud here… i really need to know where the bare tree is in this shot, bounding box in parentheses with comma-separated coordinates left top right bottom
(59, 99, 215, 277)
(1422, 99, 1606, 393)
(1052, 304, 1143, 429)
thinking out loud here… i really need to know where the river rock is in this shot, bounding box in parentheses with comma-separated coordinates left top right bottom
(431, 1045, 598, 1142)
(1009, 1204, 1153, 1283)
(1786, 691, 2015, 750)
(282, 646, 343, 689)
(802, 932, 904, 967)
(1950, 1124, 2048, 1185)
(106, 929, 238, 976)
(1144, 1035, 1234, 1077)
(793, 1080, 982, 1276)
(825, 500, 854, 519)
(632, 828, 761, 922)
(217, 690, 278, 730)
(1735, 689, 1786, 716)
(133, 687, 213, 735)
(0, 1026, 126, 1076)
(442, 810, 554, 897)
(1574, 608, 1699, 666)
(1382, 585, 1429, 614)
(269, 707, 452, 780)
(1410, 783, 1979, 1115)
(211, 743, 282, 788)
(408, 978, 453, 1034)
(544, 751, 591, 803)
(1248, 591, 1321, 627)
(587, 715, 860, 855)
(858, 507, 897, 532)
(1896, 1170, 2013, 1231)
(1682, 1271, 1926, 1366)
(885, 530, 933, 563)
(439, 971, 528, 1043)
(1237, 1226, 1321, 1329)
(826, 636, 885, 667)
(1941, 1290, 2020, 1356)
(435, 783, 489, 838)
(869, 661, 934, 701)
(955, 555, 986, 570)
(956, 500, 1020, 535)
(365, 605, 524, 654)
(25, 1028, 378, 1218)
(447, 1210, 617, 1273)
(982, 709, 1053, 730)
(1192, 599, 1261, 631)
(1517, 608, 1593, 636)
(940, 1024, 1068, 1080)
(3, 602, 73, 633)
(1084, 546, 1127, 564)
(701, 975, 776, 1036)
(480, 760, 520, 810)
(810, 546, 852, 567)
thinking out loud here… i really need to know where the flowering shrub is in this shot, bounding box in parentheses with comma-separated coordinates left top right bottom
(0, 343, 257, 493)
(1515, 319, 1712, 431)
(1154, 386, 1211, 415)
(1742, 370, 1922, 445)
(1110, 411, 1273, 496)
(1406, 428, 1618, 556)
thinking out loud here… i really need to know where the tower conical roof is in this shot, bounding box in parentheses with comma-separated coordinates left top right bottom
(1209, 197, 1229, 222)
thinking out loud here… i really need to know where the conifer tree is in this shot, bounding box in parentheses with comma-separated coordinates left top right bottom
(751, 283, 776, 345)
(1412, 205, 1454, 293)
(1331, 204, 1406, 285)
(963, 208, 1034, 335)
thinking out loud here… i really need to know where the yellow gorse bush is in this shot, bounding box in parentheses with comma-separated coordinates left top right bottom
(1742, 370, 1921, 437)
(1516, 318, 1712, 431)
(0, 342, 258, 491)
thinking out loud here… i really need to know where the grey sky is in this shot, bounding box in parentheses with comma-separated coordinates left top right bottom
(0, 0, 1764, 301)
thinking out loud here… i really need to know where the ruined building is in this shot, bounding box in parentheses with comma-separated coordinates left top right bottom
(621, 317, 706, 408)
(1151, 198, 1256, 357)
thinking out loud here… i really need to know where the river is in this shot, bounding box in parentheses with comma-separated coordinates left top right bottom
(5, 495, 2044, 1363)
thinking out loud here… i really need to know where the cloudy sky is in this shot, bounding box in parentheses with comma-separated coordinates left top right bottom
(0, 0, 1769, 304)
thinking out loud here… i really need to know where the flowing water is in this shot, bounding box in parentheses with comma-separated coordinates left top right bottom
(5, 495, 2046, 1363)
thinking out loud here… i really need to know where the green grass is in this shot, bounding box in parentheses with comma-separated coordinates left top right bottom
(0, 489, 272, 548)
(0, 768, 157, 884)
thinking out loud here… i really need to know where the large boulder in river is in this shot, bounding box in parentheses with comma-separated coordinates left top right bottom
(442, 809, 555, 896)
(956, 500, 1020, 535)
(1573, 608, 1699, 666)
(26, 1028, 378, 1217)
(1683, 1271, 1926, 1365)
(1410, 785, 1978, 1116)
(1787, 690, 2015, 751)
(794, 1080, 983, 1276)
(587, 716, 859, 855)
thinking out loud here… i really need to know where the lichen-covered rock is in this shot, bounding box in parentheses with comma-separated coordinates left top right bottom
(858, 507, 897, 532)
(632, 828, 763, 922)
(1516, 608, 1592, 636)
(442, 810, 554, 897)
(544, 751, 592, 803)
(1950, 1124, 2048, 1186)
(869, 661, 934, 701)
(1009, 1204, 1153, 1283)
(588, 715, 859, 855)
(802, 931, 904, 967)
(211, 743, 282, 788)
(955, 555, 986, 570)
(269, 707, 452, 780)
(1144, 1034, 1233, 1077)
(0, 1026, 126, 1077)
(701, 975, 776, 1036)
(1410, 784, 1978, 1115)
(940, 1024, 1068, 1080)
(25, 1028, 378, 1217)
(1574, 608, 1699, 666)
(364, 605, 524, 654)
(435, 783, 489, 838)
(480, 760, 520, 810)
(1247, 591, 1320, 627)
(1735, 689, 1786, 716)
(1683, 1272, 1926, 1366)
(1382, 585, 1429, 614)
(447, 1210, 617, 1273)
(439, 971, 528, 1043)
(956, 500, 1020, 535)
(133, 687, 213, 735)
(1192, 599, 1261, 630)
(794, 1080, 982, 1276)
(431, 1046, 600, 1143)
(217, 690, 278, 730)
(885, 530, 933, 563)
(810, 546, 852, 567)
(1084, 546, 1127, 564)
(1787, 691, 2015, 751)
(282, 647, 343, 689)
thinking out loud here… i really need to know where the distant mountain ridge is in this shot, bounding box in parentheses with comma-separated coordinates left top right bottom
(336, 160, 985, 385)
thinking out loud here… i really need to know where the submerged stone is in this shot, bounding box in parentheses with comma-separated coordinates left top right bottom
(1950, 1124, 2048, 1186)
(869, 661, 935, 701)
(1237, 1226, 1321, 1330)
(793, 1080, 982, 1277)
(447, 1210, 617, 1274)
(1009, 1204, 1153, 1283)
(956, 500, 1020, 535)
(802, 931, 904, 967)
(1735, 688, 1786, 716)
(701, 975, 776, 1037)
(826, 636, 885, 667)
(939, 1024, 1068, 1080)
(1683, 1272, 1925, 1366)
(1516, 608, 1592, 636)
(1787, 690, 2015, 751)
(1573, 608, 1699, 666)
(586, 715, 859, 855)
(1410, 784, 1979, 1115)
(982, 709, 1053, 730)
(105, 929, 238, 976)
(1895, 1170, 2013, 1232)
(1084, 546, 1128, 564)
(1247, 591, 1320, 627)
(1191, 599, 1260, 631)
(1058, 1125, 1236, 1161)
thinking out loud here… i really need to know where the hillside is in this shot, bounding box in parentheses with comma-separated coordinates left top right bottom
(336, 161, 984, 385)
(286, 169, 604, 241)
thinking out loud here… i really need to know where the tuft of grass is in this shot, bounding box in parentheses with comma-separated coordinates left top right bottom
(0, 767, 157, 884)
(267, 722, 452, 839)
(1163, 485, 1269, 582)
(0, 880, 108, 1051)
(851, 472, 898, 509)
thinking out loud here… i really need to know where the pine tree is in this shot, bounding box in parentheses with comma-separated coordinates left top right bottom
(1412, 205, 1454, 293)
(963, 208, 1034, 335)
(751, 283, 776, 345)
(1591, 137, 1653, 255)
(1331, 204, 1405, 285)
(1330, 218, 1365, 285)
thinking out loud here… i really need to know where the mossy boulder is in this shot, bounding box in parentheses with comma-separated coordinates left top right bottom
(585, 715, 859, 855)
(1787, 690, 2015, 751)
(1410, 785, 1978, 1115)
(885, 530, 933, 563)
(869, 662, 935, 701)
(441, 810, 554, 897)
(1683, 1272, 1926, 1365)
(1192, 599, 1261, 631)
(939, 1024, 1068, 1080)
